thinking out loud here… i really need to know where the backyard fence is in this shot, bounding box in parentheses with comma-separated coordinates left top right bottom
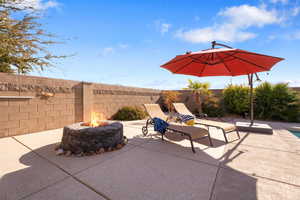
(0, 72, 160, 137)
(0, 72, 299, 138)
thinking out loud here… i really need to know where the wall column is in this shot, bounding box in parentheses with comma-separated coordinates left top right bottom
(82, 82, 93, 122)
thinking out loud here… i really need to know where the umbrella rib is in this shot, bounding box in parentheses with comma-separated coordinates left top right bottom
(214, 52, 233, 76)
(162, 51, 238, 67)
(190, 53, 237, 65)
(190, 58, 210, 65)
(172, 54, 205, 73)
(173, 60, 195, 73)
(223, 52, 269, 71)
(188, 54, 205, 64)
(191, 54, 213, 65)
(234, 50, 284, 60)
(191, 58, 211, 65)
(161, 54, 204, 67)
(197, 63, 207, 77)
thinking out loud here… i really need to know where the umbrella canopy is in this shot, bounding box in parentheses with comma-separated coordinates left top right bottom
(161, 41, 284, 125)
(161, 47, 283, 77)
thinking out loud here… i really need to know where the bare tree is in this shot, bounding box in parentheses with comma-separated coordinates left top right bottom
(0, 0, 66, 74)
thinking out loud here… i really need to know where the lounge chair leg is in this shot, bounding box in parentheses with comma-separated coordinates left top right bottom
(207, 133, 213, 147)
(161, 133, 164, 141)
(142, 126, 148, 136)
(187, 135, 195, 153)
(236, 129, 241, 139)
(222, 129, 229, 143)
(144, 119, 149, 135)
(142, 118, 153, 136)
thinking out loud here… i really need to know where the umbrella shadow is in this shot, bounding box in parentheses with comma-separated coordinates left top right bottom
(1, 132, 259, 200)
(133, 130, 260, 199)
(0, 142, 68, 200)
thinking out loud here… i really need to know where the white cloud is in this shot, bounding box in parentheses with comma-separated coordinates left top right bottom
(176, 5, 281, 43)
(285, 80, 300, 87)
(268, 34, 277, 40)
(154, 20, 171, 35)
(100, 43, 129, 56)
(7, 0, 59, 10)
(290, 30, 300, 39)
(119, 44, 129, 49)
(40, 0, 58, 9)
(270, 0, 288, 4)
(161, 23, 171, 34)
(176, 25, 257, 43)
(292, 6, 300, 16)
(100, 47, 114, 56)
(219, 5, 280, 28)
(267, 30, 300, 40)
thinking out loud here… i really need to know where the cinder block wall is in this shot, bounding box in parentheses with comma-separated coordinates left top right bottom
(1, 72, 298, 138)
(0, 73, 83, 138)
(0, 72, 160, 138)
(92, 83, 160, 119)
(165, 89, 223, 113)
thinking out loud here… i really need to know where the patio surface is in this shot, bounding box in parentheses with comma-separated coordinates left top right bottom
(0, 119, 299, 200)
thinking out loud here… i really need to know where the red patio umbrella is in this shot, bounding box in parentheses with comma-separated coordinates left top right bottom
(161, 41, 284, 125)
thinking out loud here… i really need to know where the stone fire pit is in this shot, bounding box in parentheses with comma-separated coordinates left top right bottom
(59, 122, 126, 156)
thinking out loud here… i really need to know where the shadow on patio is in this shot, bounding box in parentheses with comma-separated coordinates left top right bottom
(0, 131, 262, 200)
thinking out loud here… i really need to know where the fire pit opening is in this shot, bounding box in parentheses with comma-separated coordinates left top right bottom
(80, 112, 109, 127)
(57, 112, 127, 157)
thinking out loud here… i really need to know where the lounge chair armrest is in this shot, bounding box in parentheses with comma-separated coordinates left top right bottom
(195, 122, 220, 129)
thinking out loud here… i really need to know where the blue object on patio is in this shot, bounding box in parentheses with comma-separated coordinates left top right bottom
(153, 117, 169, 134)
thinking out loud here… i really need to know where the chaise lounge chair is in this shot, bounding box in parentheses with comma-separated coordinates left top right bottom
(142, 104, 213, 153)
(173, 103, 240, 143)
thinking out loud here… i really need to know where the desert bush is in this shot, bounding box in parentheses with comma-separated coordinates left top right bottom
(223, 84, 250, 116)
(202, 96, 225, 117)
(161, 91, 180, 112)
(112, 106, 147, 121)
(254, 82, 274, 119)
(255, 82, 300, 122)
(183, 79, 211, 115)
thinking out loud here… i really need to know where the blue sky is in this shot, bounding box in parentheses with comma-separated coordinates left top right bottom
(25, 0, 300, 89)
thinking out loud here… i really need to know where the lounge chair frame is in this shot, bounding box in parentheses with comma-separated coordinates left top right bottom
(197, 122, 240, 143)
(173, 103, 240, 143)
(142, 117, 213, 153)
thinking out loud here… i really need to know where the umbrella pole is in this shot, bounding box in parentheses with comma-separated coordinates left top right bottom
(248, 74, 254, 126)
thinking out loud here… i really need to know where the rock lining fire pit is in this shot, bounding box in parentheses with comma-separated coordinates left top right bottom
(58, 121, 127, 156)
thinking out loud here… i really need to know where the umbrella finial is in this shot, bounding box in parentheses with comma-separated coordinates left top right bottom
(212, 41, 216, 48)
(211, 41, 233, 49)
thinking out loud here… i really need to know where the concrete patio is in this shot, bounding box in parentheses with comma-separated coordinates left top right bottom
(0, 120, 299, 200)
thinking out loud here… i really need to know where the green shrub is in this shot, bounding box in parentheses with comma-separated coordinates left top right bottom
(223, 84, 250, 115)
(112, 106, 147, 121)
(202, 96, 225, 117)
(254, 82, 274, 119)
(255, 82, 300, 122)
